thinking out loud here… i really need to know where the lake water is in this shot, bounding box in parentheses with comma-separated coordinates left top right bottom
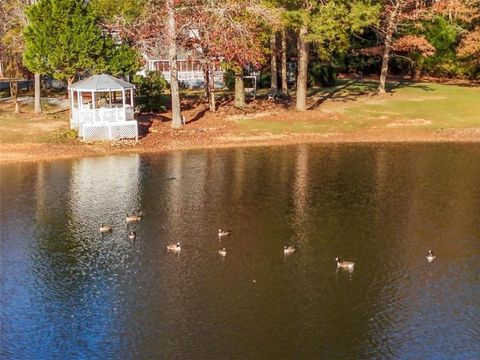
(1, 144, 479, 359)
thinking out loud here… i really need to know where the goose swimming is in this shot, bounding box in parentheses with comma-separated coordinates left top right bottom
(99, 223, 112, 233)
(426, 249, 436, 263)
(218, 229, 231, 238)
(167, 242, 181, 252)
(126, 212, 142, 223)
(336, 257, 355, 270)
(284, 245, 296, 255)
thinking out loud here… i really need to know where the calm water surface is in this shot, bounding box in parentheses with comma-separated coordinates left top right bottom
(1, 144, 479, 359)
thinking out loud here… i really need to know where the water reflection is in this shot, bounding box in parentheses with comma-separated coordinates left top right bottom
(1, 144, 479, 359)
(292, 145, 309, 245)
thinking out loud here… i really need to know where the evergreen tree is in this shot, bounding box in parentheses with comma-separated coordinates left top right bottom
(95, 38, 142, 78)
(23, 0, 104, 86)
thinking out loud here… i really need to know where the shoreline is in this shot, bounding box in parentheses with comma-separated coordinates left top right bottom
(2, 80, 479, 165)
(2, 132, 479, 165)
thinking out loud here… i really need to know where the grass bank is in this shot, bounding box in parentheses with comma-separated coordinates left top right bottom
(237, 81, 480, 137)
(1, 80, 479, 164)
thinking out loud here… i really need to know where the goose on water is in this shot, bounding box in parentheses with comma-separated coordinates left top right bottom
(99, 223, 112, 233)
(218, 248, 227, 257)
(284, 245, 296, 255)
(128, 231, 136, 240)
(426, 249, 436, 263)
(218, 229, 231, 238)
(167, 242, 181, 252)
(126, 212, 142, 223)
(336, 257, 355, 270)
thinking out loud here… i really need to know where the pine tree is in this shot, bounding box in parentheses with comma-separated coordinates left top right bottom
(23, 0, 104, 87)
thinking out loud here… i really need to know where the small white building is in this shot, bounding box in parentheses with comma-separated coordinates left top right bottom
(68, 74, 138, 141)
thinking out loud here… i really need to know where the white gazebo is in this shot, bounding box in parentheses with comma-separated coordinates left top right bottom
(69, 74, 138, 141)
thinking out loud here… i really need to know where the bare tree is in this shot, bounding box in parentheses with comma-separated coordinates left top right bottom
(270, 30, 278, 93)
(281, 30, 288, 95)
(377, 0, 402, 94)
(166, 0, 182, 127)
(1, 0, 41, 113)
(109, 0, 185, 127)
(187, 0, 272, 110)
(295, 24, 309, 111)
(375, 0, 441, 93)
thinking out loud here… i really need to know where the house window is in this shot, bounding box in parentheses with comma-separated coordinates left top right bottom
(177, 61, 187, 72)
(155, 61, 169, 72)
(191, 61, 202, 71)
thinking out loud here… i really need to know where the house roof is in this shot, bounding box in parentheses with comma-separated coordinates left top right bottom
(69, 74, 135, 91)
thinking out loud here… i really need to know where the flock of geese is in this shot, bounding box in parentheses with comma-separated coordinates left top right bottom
(99, 213, 437, 270)
(99, 212, 142, 241)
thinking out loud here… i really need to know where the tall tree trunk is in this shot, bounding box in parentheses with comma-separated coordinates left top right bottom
(234, 69, 245, 108)
(208, 63, 216, 111)
(410, 59, 421, 81)
(167, 0, 182, 128)
(296, 25, 309, 111)
(10, 80, 19, 114)
(270, 30, 278, 93)
(34, 73, 42, 114)
(281, 30, 288, 95)
(377, 41, 391, 94)
(204, 65, 210, 103)
(377, 2, 401, 94)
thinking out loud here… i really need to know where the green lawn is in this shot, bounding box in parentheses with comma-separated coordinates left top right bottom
(238, 81, 480, 135)
(1, 81, 479, 144)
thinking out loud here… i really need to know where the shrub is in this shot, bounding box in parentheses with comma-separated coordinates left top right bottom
(258, 72, 271, 88)
(178, 80, 190, 89)
(50, 128, 78, 142)
(132, 71, 168, 112)
(308, 63, 337, 87)
(421, 16, 461, 78)
(224, 69, 236, 90)
(135, 95, 167, 112)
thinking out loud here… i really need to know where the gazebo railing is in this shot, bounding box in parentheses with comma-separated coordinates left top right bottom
(72, 106, 133, 123)
(71, 106, 138, 141)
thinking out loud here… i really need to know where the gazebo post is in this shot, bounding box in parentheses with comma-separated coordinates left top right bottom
(130, 89, 134, 107)
(122, 90, 126, 121)
(70, 89, 74, 110)
(69, 89, 74, 128)
(77, 90, 82, 108)
(91, 90, 97, 124)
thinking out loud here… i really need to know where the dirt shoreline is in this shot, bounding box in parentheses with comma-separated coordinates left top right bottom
(2, 131, 479, 165)
(2, 80, 479, 165)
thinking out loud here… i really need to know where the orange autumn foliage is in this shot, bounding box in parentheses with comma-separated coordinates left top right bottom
(458, 26, 480, 63)
(393, 35, 435, 56)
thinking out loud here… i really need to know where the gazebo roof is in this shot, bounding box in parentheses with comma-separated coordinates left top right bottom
(69, 74, 135, 91)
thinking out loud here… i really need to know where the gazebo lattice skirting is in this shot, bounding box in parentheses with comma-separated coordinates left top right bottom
(69, 74, 138, 141)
